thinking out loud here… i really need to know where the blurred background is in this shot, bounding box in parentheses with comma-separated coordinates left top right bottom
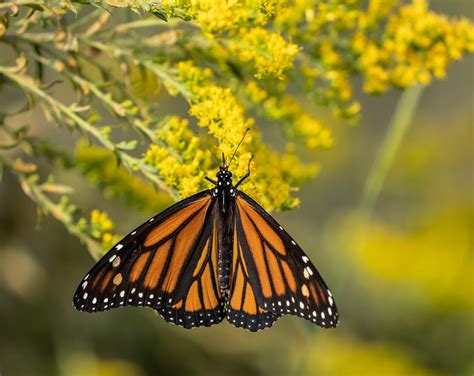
(0, 1, 472, 376)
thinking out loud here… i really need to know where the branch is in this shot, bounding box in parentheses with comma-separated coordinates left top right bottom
(0, 65, 179, 199)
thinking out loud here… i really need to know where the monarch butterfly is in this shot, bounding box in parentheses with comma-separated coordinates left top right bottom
(73, 139, 339, 331)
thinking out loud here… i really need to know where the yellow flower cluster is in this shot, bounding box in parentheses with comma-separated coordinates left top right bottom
(245, 81, 333, 149)
(144, 61, 315, 210)
(386, 1, 471, 88)
(177, 61, 253, 158)
(89, 209, 119, 250)
(144, 116, 214, 198)
(98, 0, 472, 212)
(272, 0, 473, 114)
(161, 0, 280, 33)
(352, 1, 474, 92)
(229, 27, 300, 79)
(375, 2, 471, 91)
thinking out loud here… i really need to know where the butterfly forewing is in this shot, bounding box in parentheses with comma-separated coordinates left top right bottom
(73, 191, 226, 328)
(231, 192, 339, 329)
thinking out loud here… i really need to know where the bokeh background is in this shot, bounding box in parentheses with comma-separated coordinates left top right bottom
(0, 1, 472, 376)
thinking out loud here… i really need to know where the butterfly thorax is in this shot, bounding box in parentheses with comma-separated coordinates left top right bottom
(213, 167, 236, 292)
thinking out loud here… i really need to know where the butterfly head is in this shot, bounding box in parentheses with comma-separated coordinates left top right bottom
(211, 166, 235, 197)
(217, 167, 233, 186)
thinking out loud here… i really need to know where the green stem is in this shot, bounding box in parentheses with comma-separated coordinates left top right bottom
(0, 1, 44, 9)
(361, 84, 424, 213)
(0, 66, 178, 198)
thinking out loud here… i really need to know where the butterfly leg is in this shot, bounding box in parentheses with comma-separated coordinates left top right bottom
(235, 155, 254, 188)
(205, 176, 218, 185)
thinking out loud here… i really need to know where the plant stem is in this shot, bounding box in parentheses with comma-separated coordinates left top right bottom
(0, 65, 178, 198)
(361, 84, 424, 213)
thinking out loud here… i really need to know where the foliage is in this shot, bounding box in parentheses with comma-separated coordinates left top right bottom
(0, 0, 472, 258)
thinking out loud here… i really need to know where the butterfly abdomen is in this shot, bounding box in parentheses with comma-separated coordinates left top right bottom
(216, 198, 234, 292)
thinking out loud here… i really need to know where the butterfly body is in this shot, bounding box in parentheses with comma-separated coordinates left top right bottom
(73, 164, 339, 331)
(212, 167, 237, 292)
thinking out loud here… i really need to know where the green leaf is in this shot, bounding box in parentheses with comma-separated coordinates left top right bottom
(24, 4, 44, 11)
(115, 140, 137, 151)
(151, 10, 168, 22)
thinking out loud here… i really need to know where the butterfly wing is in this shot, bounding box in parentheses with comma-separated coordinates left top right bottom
(226, 219, 281, 331)
(73, 190, 225, 328)
(230, 192, 339, 330)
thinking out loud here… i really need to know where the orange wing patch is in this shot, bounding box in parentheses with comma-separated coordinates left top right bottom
(238, 206, 273, 298)
(237, 198, 286, 255)
(144, 239, 172, 289)
(130, 252, 151, 282)
(144, 196, 211, 247)
(227, 227, 281, 331)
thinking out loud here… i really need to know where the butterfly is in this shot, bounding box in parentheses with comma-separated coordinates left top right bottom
(73, 138, 339, 331)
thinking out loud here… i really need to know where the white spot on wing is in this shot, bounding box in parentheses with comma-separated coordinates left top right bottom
(131, 231, 137, 235)
(328, 296, 334, 306)
(116, 244, 123, 250)
(303, 268, 310, 279)
(109, 254, 116, 262)
(302, 256, 309, 263)
(83, 292, 88, 299)
(92, 297, 97, 304)
(299, 301, 305, 309)
(112, 256, 121, 267)
(291, 240, 296, 245)
(82, 281, 88, 289)
(120, 290, 125, 298)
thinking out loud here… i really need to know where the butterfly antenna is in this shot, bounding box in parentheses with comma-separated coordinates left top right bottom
(226, 128, 250, 169)
(198, 132, 220, 167)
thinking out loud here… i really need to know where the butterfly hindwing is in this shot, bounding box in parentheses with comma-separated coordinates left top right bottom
(73, 191, 225, 328)
(158, 204, 226, 328)
(232, 192, 339, 329)
(226, 221, 281, 331)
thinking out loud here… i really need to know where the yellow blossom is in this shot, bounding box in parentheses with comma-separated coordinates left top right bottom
(90, 210, 115, 241)
(229, 27, 299, 79)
